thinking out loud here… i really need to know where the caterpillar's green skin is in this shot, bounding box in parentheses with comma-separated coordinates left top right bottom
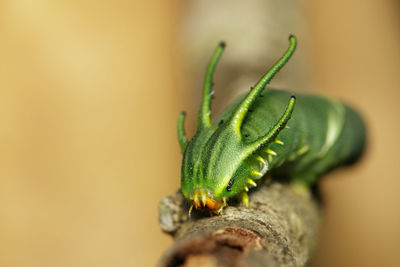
(177, 36, 366, 213)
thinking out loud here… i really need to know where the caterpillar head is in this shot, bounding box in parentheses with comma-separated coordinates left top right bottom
(177, 36, 297, 213)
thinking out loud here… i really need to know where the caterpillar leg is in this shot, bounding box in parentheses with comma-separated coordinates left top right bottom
(291, 177, 312, 197)
(263, 173, 272, 185)
(216, 206, 224, 215)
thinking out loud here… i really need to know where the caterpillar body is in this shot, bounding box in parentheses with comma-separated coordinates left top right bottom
(177, 36, 366, 214)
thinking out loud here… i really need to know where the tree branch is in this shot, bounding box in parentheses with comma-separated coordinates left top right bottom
(158, 183, 321, 267)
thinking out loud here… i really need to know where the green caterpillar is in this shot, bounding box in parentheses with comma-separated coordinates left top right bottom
(177, 36, 366, 214)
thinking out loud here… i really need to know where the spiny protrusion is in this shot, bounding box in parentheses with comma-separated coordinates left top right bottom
(266, 148, 277, 156)
(256, 156, 266, 165)
(193, 194, 199, 205)
(251, 170, 263, 177)
(228, 36, 297, 134)
(274, 139, 284, 145)
(285, 125, 290, 129)
(177, 112, 188, 153)
(244, 186, 249, 192)
(296, 145, 310, 156)
(242, 192, 249, 207)
(198, 41, 225, 129)
(201, 194, 207, 207)
(247, 178, 257, 187)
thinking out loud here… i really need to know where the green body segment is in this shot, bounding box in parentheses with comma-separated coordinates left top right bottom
(217, 89, 366, 186)
(177, 36, 366, 209)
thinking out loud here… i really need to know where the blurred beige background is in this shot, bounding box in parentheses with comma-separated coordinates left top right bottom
(0, 1, 399, 267)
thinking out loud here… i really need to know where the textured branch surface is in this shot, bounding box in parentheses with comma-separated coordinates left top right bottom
(158, 183, 321, 267)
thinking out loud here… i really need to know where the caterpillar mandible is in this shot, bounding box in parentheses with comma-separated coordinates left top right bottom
(178, 36, 366, 214)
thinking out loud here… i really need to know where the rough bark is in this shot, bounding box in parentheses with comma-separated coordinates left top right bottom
(158, 183, 320, 267)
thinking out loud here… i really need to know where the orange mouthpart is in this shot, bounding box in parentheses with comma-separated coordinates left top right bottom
(190, 189, 224, 211)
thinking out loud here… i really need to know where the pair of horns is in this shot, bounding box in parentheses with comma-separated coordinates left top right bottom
(178, 35, 297, 153)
